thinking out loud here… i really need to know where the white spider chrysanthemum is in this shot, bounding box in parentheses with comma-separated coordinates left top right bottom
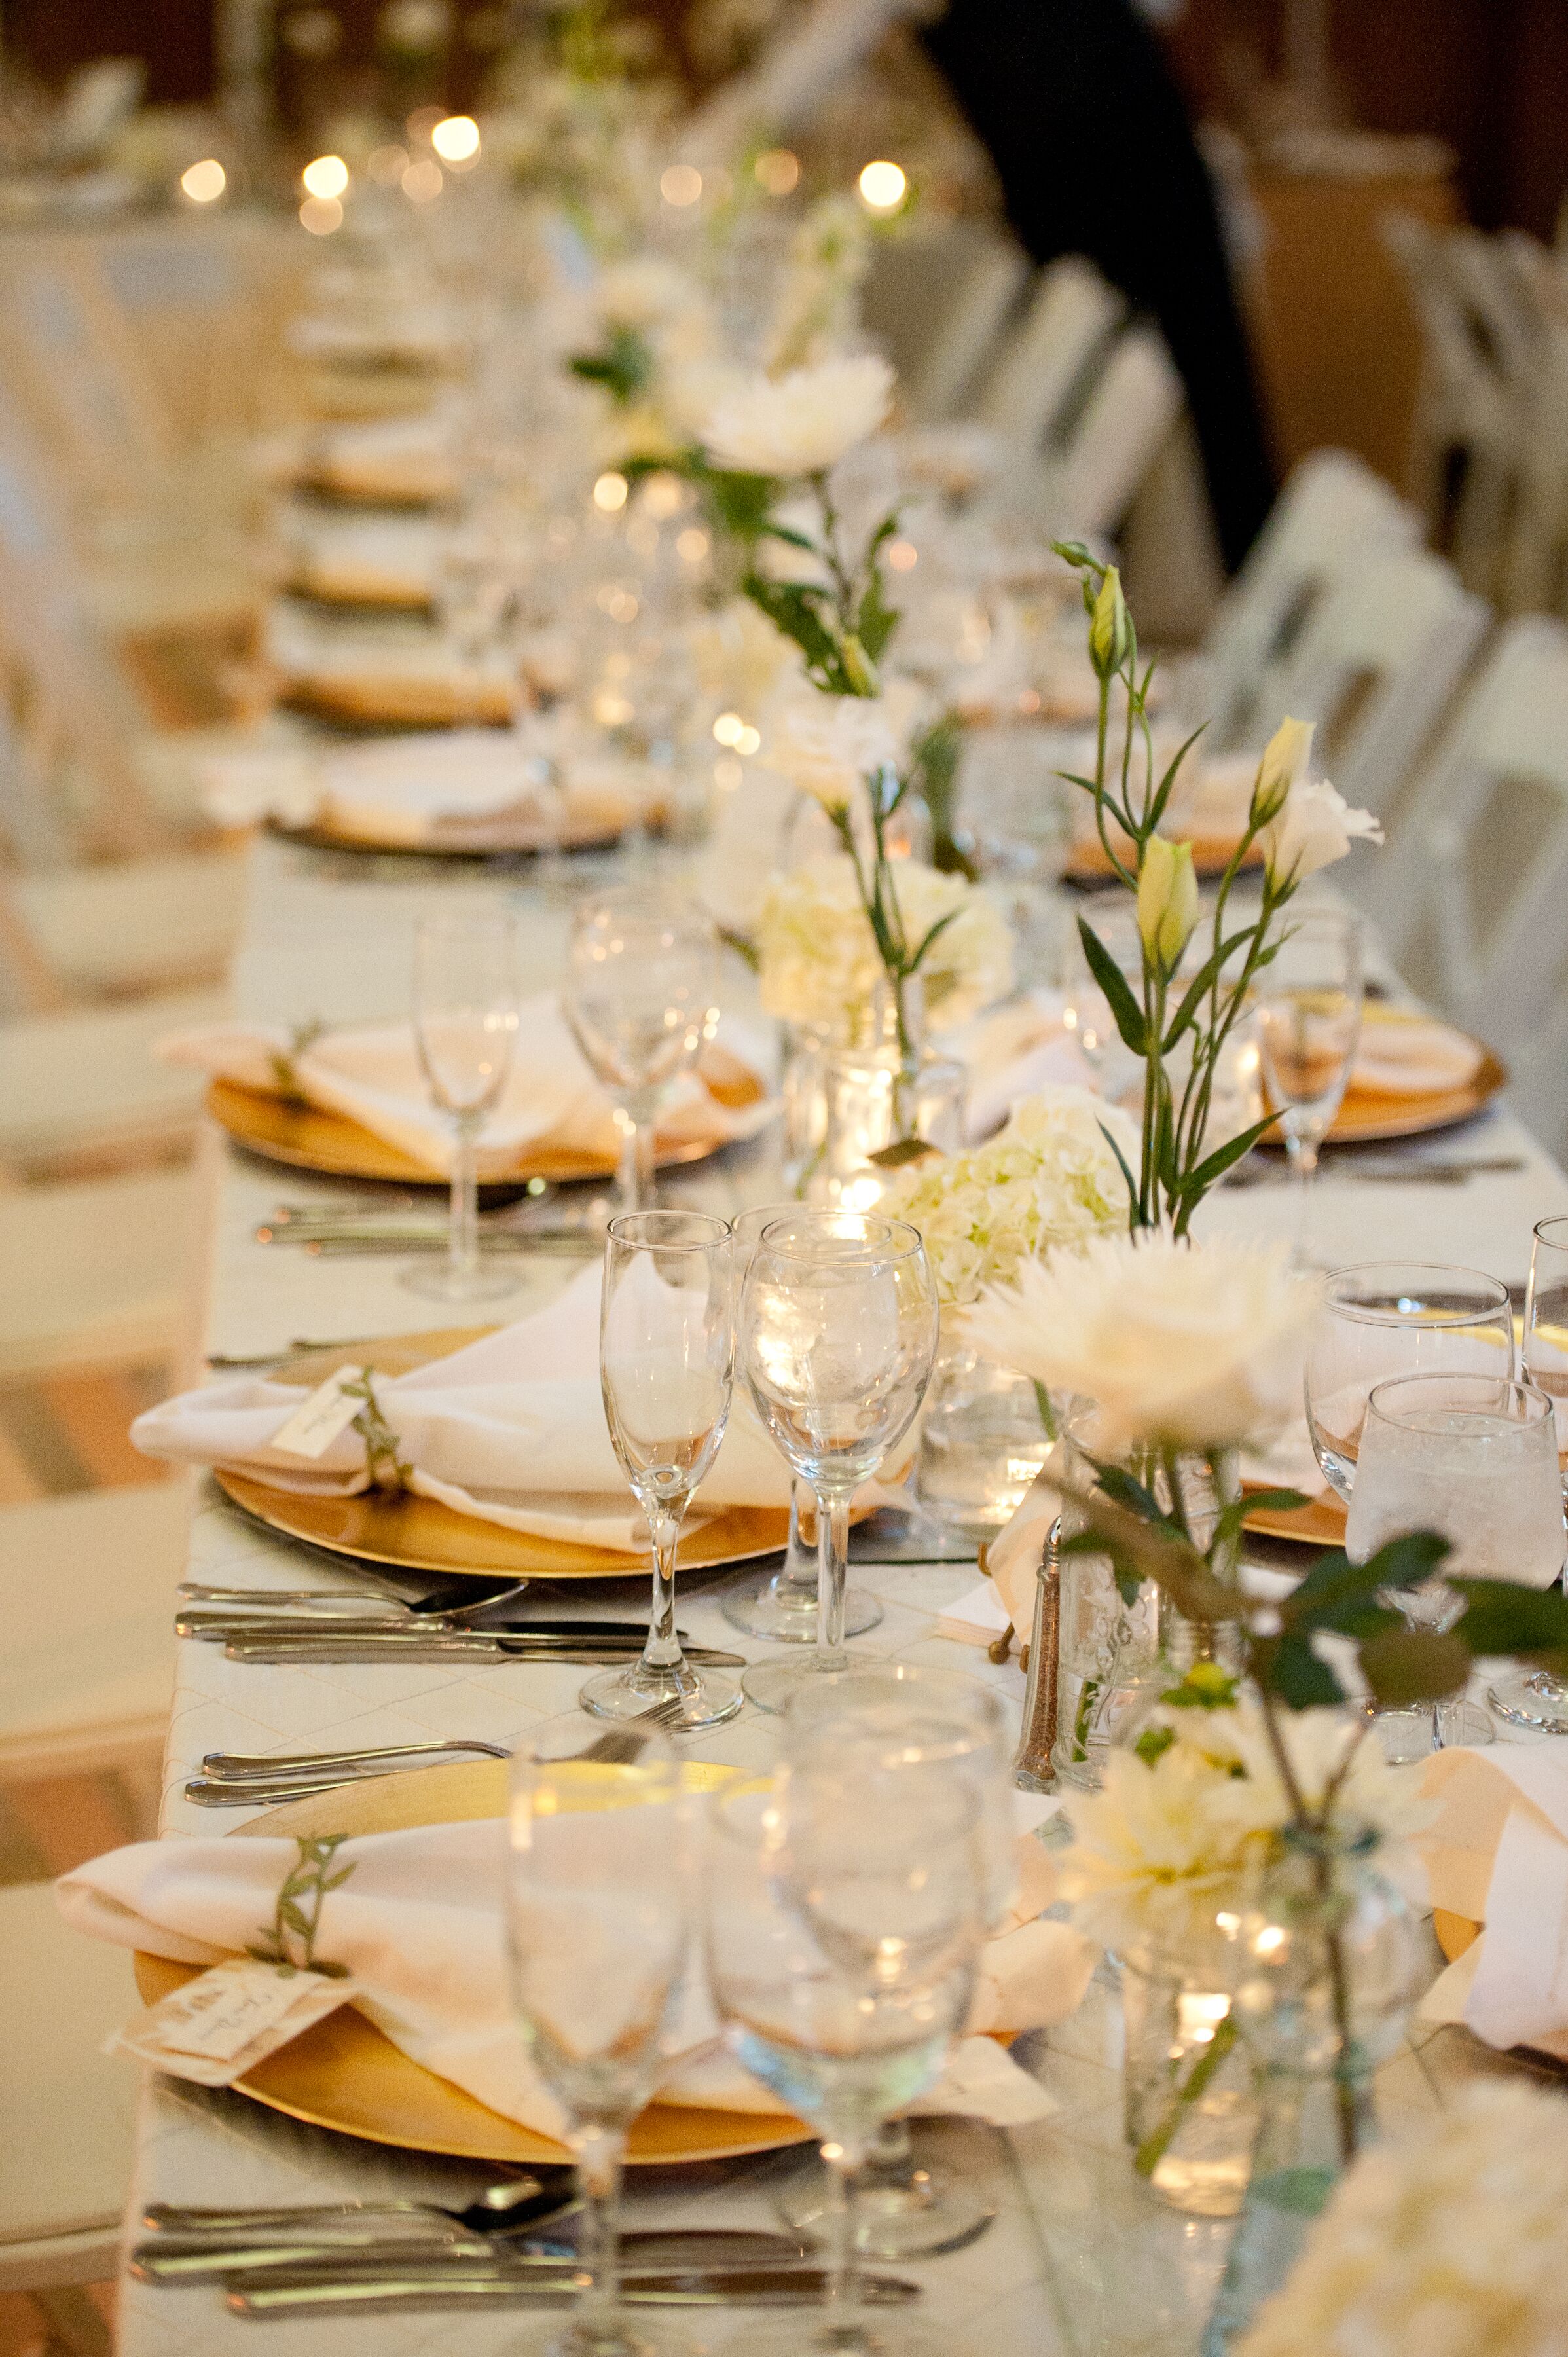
(960, 1232, 1316, 1452)
(701, 354, 894, 477)
(1237, 2082, 1568, 2357)
(756, 856, 1013, 1036)
(883, 1089, 1136, 1306)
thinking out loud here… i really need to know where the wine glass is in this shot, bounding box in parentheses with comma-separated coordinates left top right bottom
(589, 1209, 740, 1732)
(405, 907, 520, 1301)
(1347, 1372, 1564, 1755)
(1254, 909, 1363, 1262)
(705, 1749, 985, 2357)
(774, 1666, 1013, 2259)
(1495, 1213, 1568, 1731)
(721, 1205, 884, 1647)
(563, 890, 720, 1216)
(1305, 1262, 1516, 1502)
(738, 1213, 939, 1715)
(507, 1722, 694, 2357)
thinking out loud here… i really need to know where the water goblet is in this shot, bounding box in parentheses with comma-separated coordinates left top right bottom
(1254, 909, 1363, 1262)
(507, 1722, 694, 2357)
(705, 1750, 985, 2357)
(563, 890, 719, 1216)
(720, 1205, 884, 1647)
(403, 907, 520, 1302)
(1305, 1261, 1516, 1502)
(587, 1209, 740, 1731)
(1346, 1372, 1565, 1756)
(1494, 1212, 1568, 1731)
(738, 1213, 939, 1715)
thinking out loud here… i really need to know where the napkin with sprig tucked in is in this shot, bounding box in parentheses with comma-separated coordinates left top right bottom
(1417, 1741, 1568, 2060)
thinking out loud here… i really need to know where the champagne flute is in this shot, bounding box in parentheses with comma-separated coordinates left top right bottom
(564, 890, 719, 1216)
(738, 1213, 939, 1716)
(721, 1205, 884, 1647)
(507, 1722, 694, 2357)
(1495, 1212, 1568, 1731)
(1305, 1262, 1516, 1501)
(705, 1751, 985, 2357)
(589, 1209, 740, 1731)
(1347, 1372, 1564, 1755)
(405, 907, 520, 1301)
(1254, 909, 1363, 1262)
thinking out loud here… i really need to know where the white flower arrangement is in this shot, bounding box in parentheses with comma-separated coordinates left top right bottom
(960, 1231, 1317, 1454)
(882, 1088, 1137, 1307)
(701, 354, 895, 479)
(1236, 2081, 1568, 2357)
(761, 685, 905, 813)
(756, 854, 1012, 1039)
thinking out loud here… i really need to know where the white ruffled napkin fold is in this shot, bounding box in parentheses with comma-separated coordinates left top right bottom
(285, 515, 437, 609)
(288, 306, 464, 369)
(200, 727, 645, 848)
(56, 1812, 1094, 2136)
(132, 1261, 792, 1552)
(266, 416, 457, 505)
(1348, 1014, 1485, 1099)
(948, 991, 1099, 1142)
(1417, 1742, 1568, 2061)
(159, 992, 775, 1178)
(263, 604, 517, 727)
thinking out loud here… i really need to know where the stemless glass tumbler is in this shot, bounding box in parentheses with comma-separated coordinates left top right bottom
(1305, 1262, 1515, 1501)
(406, 907, 520, 1302)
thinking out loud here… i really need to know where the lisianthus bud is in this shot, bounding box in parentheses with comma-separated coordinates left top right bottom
(839, 632, 880, 697)
(1089, 566, 1131, 678)
(1250, 716, 1313, 829)
(1136, 836, 1199, 974)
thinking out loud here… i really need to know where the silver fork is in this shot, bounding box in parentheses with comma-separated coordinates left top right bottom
(185, 1712, 687, 1806)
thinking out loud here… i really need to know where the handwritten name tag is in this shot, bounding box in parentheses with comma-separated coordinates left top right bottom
(269, 1366, 367, 1459)
(108, 1959, 359, 2085)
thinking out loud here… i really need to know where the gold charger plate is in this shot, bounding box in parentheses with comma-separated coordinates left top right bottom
(133, 1759, 811, 2166)
(1241, 1486, 1346, 1548)
(213, 1322, 792, 1582)
(1260, 1014, 1505, 1149)
(207, 1048, 765, 1188)
(1067, 831, 1263, 884)
(275, 808, 629, 860)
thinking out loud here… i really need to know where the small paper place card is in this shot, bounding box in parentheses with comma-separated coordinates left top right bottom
(268, 1365, 367, 1460)
(108, 1959, 359, 2086)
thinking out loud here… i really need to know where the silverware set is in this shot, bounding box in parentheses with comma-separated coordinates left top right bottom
(182, 1709, 693, 1804)
(1223, 1153, 1525, 1191)
(132, 2197, 918, 2316)
(253, 1194, 606, 1257)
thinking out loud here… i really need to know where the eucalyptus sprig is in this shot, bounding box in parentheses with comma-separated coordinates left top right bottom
(343, 1372, 411, 1493)
(247, 1836, 355, 1978)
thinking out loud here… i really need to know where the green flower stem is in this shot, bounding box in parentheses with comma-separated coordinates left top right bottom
(1133, 2011, 1239, 2180)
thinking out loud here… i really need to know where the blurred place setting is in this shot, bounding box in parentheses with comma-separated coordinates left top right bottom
(10, 3, 1568, 2356)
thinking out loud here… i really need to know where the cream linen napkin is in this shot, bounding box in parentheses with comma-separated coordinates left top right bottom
(201, 729, 642, 849)
(949, 991, 1099, 1142)
(1349, 1015, 1484, 1098)
(132, 1262, 788, 1551)
(282, 417, 457, 505)
(263, 606, 517, 728)
(57, 1815, 1094, 2136)
(1416, 1741, 1568, 2061)
(285, 516, 437, 609)
(159, 993, 776, 1179)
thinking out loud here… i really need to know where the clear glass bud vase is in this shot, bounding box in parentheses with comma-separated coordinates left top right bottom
(1203, 1819, 1427, 2356)
(917, 1319, 1055, 1543)
(1053, 1424, 1241, 1791)
(807, 974, 966, 1208)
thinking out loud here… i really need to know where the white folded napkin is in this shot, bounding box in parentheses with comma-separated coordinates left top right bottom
(286, 516, 436, 608)
(201, 729, 642, 849)
(1349, 1015, 1484, 1098)
(159, 993, 775, 1178)
(264, 606, 517, 727)
(948, 991, 1099, 1141)
(289, 307, 462, 368)
(57, 1813, 1095, 2136)
(132, 1261, 790, 1550)
(1417, 1742, 1568, 2061)
(276, 416, 456, 504)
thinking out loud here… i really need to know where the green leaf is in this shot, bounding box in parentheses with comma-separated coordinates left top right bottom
(1095, 1120, 1142, 1232)
(1078, 917, 1147, 1056)
(1055, 1483, 1241, 1626)
(1082, 1452, 1171, 1531)
(1144, 724, 1209, 835)
(743, 574, 840, 683)
(1212, 1488, 1310, 1553)
(1446, 1577, 1568, 1659)
(1263, 1631, 1346, 1708)
(1161, 1664, 1242, 1711)
(1135, 1725, 1176, 1767)
(909, 906, 962, 972)
(1177, 1111, 1277, 1205)
(1161, 929, 1256, 1053)
(705, 466, 778, 540)
(1359, 1627, 1470, 1706)
(566, 323, 653, 405)
(1356, 1529, 1452, 1593)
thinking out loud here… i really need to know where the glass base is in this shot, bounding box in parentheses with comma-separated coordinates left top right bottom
(399, 1258, 524, 1302)
(1489, 1668, 1568, 1734)
(719, 2316, 956, 2357)
(579, 1658, 742, 1732)
(722, 1571, 884, 1643)
(776, 2157, 994, 2259)
(742, 1653, 867, 1717)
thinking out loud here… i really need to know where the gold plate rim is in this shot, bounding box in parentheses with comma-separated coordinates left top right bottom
(1066, 832, 1264, 884)
(213, 1326, 794, 1582)
(1241, 1486, 1346, 1548)
(271, 814, 627, 860)
(1263, 1023, 1506, 1150)
(133, 1761, 811, 2166)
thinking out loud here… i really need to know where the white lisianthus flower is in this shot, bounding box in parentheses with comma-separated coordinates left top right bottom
(960, 1232, 1316, 1452)
(1237, 2082, 1568, 2357)
(1260, 774, 1384, 886)
(882, 1088, 1137, 1306)
(701, 354, 895, 477)
(756, 856, 1013, 1035)
(761, 686, 901, 813)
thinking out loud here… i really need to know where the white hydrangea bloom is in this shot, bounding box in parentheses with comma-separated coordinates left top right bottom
(1238, 2081, 1568, 2357)
(883, 1088, 1136, 1306)
(755, 854, 1013, 1036)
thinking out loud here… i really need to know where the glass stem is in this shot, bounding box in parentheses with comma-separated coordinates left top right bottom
(1286, 1131, 1320, 1267)
(867, 2114, 913, 2180)
(820, 2140, 867, 2329)
(570, 2121, 627, 2346)
(449, 1112, 481, 1287)
(643, 1501, 685, 1674)
(816, 1489, 852, 1668)
(782, 1478, 818, 1592)
(615, 1105, 659, 1216)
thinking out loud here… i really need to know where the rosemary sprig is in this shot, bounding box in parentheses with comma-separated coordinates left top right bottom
(270, 1018, 326, 1104)
(247, 1836, 355, 1977)
(341, 1372, 411, 1491)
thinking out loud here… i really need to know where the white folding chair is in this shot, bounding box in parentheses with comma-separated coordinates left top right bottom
(975, 256, 1126, 452)
(1250, 545, 1489, 823)
(1040, 323, 1186, 540)
(0, 1165, 197, 1382)
(4, 849, 247, 1006)
(1363, 617, 1568, 1066)
(1203, 450, 1421, 748)
(862, 219, 1032, 422)
(0, 989, 223, 1178)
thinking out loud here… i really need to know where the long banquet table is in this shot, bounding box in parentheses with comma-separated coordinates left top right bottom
(119, 831, 1568, 2357)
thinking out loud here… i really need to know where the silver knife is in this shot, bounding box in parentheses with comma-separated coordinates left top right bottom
(177, 1614, 660, 1643)
(222, 1632, 747, 1668)
(133, 2230, 807, 2280)
(227, 2265, 920, 2315)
